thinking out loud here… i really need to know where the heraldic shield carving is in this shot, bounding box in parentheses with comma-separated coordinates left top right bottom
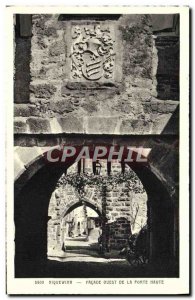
(70, 24, 116, 81)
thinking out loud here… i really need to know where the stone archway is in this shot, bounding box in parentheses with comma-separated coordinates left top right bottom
(63, 199, 102, 218)
(47, 198, 102, 256)
(14, 146, 178, 277)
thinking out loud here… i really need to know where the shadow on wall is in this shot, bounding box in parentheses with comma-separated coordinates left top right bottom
(14, 152, 179, 278)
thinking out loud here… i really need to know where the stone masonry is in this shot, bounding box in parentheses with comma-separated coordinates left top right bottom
(14, 14, 179, 135)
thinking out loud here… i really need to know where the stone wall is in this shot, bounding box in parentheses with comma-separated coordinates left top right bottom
(14, 14, 179, 135)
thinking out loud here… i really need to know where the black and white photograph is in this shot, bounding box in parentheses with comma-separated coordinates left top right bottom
(5, 6, 189, 295)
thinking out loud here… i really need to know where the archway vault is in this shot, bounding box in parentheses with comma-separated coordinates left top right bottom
(14, 144, 179, 277)
(14, 144, 176, 200)
(62, 199, 102, 218)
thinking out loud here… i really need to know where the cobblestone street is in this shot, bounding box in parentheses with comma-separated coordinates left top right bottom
(48, 230, 126, 263)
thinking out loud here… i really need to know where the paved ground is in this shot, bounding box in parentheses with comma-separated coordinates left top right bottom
(16, 233, 178, 278)
(16, 231, 178, 278)
(48, 231, 122, 261)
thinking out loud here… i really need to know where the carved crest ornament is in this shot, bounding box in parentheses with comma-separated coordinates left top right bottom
(70, 24, 115, 81)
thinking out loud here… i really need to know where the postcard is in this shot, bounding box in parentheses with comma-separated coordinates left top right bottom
(6, 6, 189, 295)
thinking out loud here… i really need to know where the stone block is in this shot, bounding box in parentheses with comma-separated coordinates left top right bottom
(106, 192, 112, 197)
(106, 199, 113, 203)
(34, 16, 57, 37)
(151, 99, 158, 111)
(143, 102, 152, 114)
(49, 41, 65, 56)
(50, 100, 75, 114)
(14, 104, 38, 117)
(151, 113, 172, 134)
(26, 117, 51, 133)
(120, 119, 152, 134)
(57, 117, 84, 133)
(107, 207, 113, 211)
(14, 156, 25, 179)
(116, 207, 129, 212)
(111, 213, 119, 217)
(87, 117, 119, 134)
(157, 102, 167, 113)
(166, 101, 179, 113)
(127, 76, 153, 89)
(14, 118, 28, 133)
(153, 99, 178, 115)
(112, 203, 121, 207)
(30, 83, 57, 99)
(106, 185, 113, 192)
(118, 197, 127, 201)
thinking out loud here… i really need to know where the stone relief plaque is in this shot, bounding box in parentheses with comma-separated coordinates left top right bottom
(69, 23, 116, 82)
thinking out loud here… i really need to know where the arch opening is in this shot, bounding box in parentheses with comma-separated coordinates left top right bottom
(48, 203, 101, 261)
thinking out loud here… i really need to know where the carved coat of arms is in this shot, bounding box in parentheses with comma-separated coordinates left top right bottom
(71, 25, 115, 81)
